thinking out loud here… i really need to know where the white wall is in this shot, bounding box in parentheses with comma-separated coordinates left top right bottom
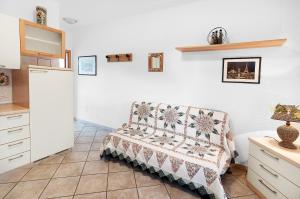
(0, 0, 60, 28)
(71, 0, 300, 135)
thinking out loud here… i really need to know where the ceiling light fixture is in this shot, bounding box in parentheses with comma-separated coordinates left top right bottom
(62, 17, 78, 24)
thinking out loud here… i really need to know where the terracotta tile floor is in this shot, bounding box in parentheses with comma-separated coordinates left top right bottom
(0, 121, 259, 199)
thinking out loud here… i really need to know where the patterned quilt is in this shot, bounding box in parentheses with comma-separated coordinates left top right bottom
(100, 102, 236, 199)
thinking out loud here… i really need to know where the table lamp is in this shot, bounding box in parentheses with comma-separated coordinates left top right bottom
(271, 104, 300, 149)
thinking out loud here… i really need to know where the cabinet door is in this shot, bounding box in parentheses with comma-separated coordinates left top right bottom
(20, 20, 65, 59)
(29, 68, 73, 161)
(0, 13, 20, 69)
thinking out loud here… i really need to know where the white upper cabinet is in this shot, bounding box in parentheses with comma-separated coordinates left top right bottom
(0, 13, 20, 69)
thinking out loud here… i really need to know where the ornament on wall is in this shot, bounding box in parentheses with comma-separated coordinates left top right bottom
(148, 53, 163, 72)
(36, 6, 47, 25)
(0, 72, 9, 86)
(207, 27, 228, 45)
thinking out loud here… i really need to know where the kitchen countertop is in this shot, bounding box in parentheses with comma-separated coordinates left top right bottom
(28, 65, 73, 71)
(0, 103, 29, 116)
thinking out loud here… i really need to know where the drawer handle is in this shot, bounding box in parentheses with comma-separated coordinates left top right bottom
(258, 179, 277, 195)
(259, 164, 278, 178)
(8, 154, 24, 161)
(7, 115, 23, 119)
(8, 128, 23, 134)
(260, 149, 279, 161)
(30, 69, 48, 73)
(8, 141, 23, 147)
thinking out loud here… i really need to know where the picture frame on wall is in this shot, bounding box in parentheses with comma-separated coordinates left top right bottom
(148, 53, 163, 72)
(222, 57, 262, 84)
(78, 55, 97, 76)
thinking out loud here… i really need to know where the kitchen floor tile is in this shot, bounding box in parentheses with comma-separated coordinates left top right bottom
(107, 188, 138, 199)
(82, 161, 108, 175)
(22, 164, 59, 181)
(76, 136, 94, 144)
(0, 183, 15, 198)
(134, 170, 163, 187)
(62, 152, 88, 163)
(107, 171, 136, 191)
(223, 175, 253, 198)
(108, 161, 132, 173)
(76, 174, 107, 194)
(54, 162, 85, 177)
(38, 155, 64, 165)
(138, 185, 170, 199)
(72, 143, 92, 152)
(5, 179, 49, 199)
(87, 151, 101, 161)
(164, 182, 199, 199)
(73, 192, 106, 199)
(0, 168, 30, 183)
(40, 176, 80, 198)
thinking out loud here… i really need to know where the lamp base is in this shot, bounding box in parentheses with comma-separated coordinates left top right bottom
(277, 124, 299, 150)
(278, 141, 297, 149)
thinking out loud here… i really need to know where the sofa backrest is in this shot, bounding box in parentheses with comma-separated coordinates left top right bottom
(128, 101, 233, 151)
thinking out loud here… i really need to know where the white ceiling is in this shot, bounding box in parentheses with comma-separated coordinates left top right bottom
(59, 0, 198, 28)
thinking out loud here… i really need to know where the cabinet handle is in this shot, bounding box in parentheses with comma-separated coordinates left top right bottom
(8, 141, 23, 147)
(8, 154, 24, 161)
(259, 164, 278, 178)
(7, 115, 23, 119)
(8, 128, 23, 134)
(0, 65, 6, 68)
(30, 69, 48, 73)
(260, 149, 279, 160)
(258, 179, 277, 194)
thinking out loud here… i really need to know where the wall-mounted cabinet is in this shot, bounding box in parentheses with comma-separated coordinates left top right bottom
(20, 20, 65, 59)
(0, 13, 20, 69)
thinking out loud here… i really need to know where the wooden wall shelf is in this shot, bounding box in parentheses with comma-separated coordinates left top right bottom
(176, 39, 287, 52)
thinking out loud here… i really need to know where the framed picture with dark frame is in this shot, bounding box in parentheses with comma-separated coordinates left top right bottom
(78, 55, 97, 76)
(222, 57, 262, 84)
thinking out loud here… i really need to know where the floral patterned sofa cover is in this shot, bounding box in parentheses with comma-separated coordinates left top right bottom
(100, 102, 236, 199)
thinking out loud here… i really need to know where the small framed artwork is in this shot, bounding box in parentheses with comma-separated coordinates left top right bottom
(65, 50, 72, 69)
(78, 55, 97, 76)
(222, 57, 262, 84)
(148, 53, 163, 72)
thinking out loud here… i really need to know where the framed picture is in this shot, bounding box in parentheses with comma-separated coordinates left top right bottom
(78, 55, 97, 76)
(222, 57, 261, 84)
(148, 53, 163, 72)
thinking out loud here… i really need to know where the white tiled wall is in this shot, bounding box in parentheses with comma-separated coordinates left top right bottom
(0, 69, 12, 104)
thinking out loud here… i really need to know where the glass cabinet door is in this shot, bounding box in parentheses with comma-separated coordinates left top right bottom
(20, 20, 65, 58)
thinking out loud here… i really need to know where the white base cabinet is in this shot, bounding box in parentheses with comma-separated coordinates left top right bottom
(0, 110, 30, 174)
(29, 67, 74, 161)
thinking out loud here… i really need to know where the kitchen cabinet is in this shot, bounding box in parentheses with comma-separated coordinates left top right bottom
(20, 19, 65, 59)
(0, 13, 20, 69)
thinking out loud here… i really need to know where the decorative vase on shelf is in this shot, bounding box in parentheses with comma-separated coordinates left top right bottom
(207, 27, 228, 45)
(36, 6, 47, 25)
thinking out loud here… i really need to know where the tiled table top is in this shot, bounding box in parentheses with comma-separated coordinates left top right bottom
(0, 121, 259, 199)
